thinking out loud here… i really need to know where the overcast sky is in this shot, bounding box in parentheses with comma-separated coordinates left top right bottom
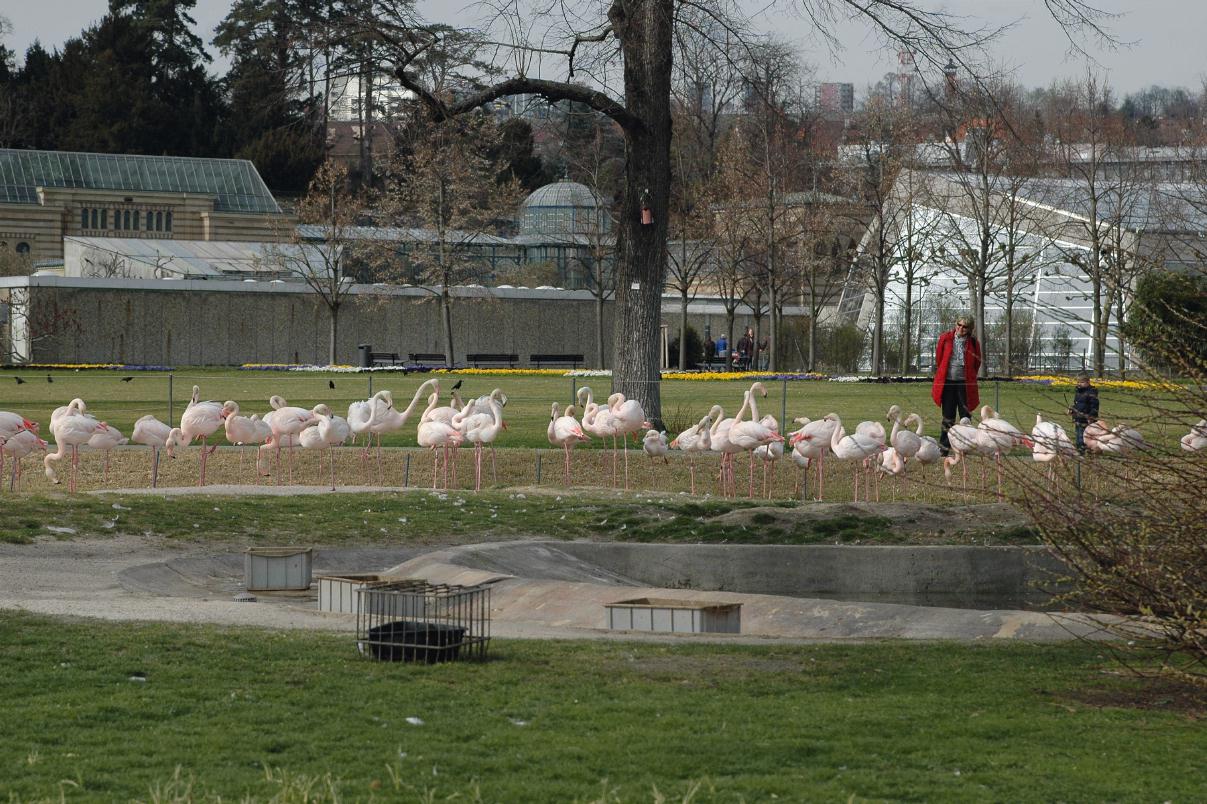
(5, 0, 1205, 97)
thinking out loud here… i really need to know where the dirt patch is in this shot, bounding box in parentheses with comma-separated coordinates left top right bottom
(1058, 676, 1206, 719)
(710, 502, 1036, 542)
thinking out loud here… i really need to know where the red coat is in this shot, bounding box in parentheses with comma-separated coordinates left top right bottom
(931, 329, 982, 408)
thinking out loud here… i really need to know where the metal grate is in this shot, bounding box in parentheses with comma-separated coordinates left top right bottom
(356, 581, 491, 663)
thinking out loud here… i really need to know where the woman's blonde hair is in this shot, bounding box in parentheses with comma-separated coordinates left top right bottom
(956, 317, 974, 333)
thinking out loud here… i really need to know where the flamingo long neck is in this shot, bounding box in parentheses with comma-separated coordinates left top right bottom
(399, 382, 434, 423)
(830, 418, 845, 451)
(912, 415, 924, 435)
(710, 406, 727, 436)
(746, 391, 760, 422)
(889, 418, 900, 445)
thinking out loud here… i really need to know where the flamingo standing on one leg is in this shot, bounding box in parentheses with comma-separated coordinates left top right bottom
(579, 387, 619, 485)
(978, 405, 1030, 498)
(1031, 413, 1075, 484)
(131, 414, 177, 488)
(547, 403, 589, 486)
(454, 394, 505, 491)
(3, 429, 47, 491)
(1, 411, 40, 489)
(944, 418, 993, 493)
(826, 414, 886, 502)
(670, 412, 713, 495)
(173, 386, 229, 486)
(607, 392, 650, 491)
(418, 393, 464, 490)
(222, 401, 269, 473)
(87, 423, 128, 484)
(787, 416, 837, 500)
(45, 407, 107, 492)
(728, 392, 783, 499)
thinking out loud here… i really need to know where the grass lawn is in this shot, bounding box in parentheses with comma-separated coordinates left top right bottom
(0, 489, 1039, 546)
(1, 611, 1202, 802)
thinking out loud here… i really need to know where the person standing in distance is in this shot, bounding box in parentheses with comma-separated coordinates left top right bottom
(931, 316, 982, 456)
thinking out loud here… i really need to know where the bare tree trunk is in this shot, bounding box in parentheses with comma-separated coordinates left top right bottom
(441, 285, 455, 367)
(329, 304, 339, 366)
(595, 291, 606, 368)
(1003, 276, 1014, 377)
(609, 0, 673, 426)
(901, 276, 913, 373)
(873, 290, 885, 376)
(768, 283, 778, 372)
(679, 291, 689, 369)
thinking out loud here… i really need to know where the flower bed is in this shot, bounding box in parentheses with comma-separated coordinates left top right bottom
(19, 363, 175, 371)
(1014, 374, 1179, 391)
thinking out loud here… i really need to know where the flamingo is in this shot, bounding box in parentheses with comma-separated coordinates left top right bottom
(751, 417, 784, 499)
(2, 428, 47, 491)
(887, 405, 922, 462)
(418, 393, 464, 489)
(1, 411, 40, 489)
(45, 406, 108, 492)
(172, 386, 229, 486)
(910, 414, 943, 472)
(728, 397, 783, 499)
(1083, 420, 1111, 454)
(827, 414, 886, 502)
(670, 412, 713, 495)
(257, 395, 321, 484)
(453, 394, 505, 491)
(131, 414, 176, 488)
(547, 403, 589, 486)
(978, 405, 1030, 497)
(710, 395, 753, 498)
(607, 392, 651, 490)
(222, 401, 270, 472)
(643, 430, 669, 465)
(578, 387, 621, 485)
(365, 379, 440, 482)
(944, 417, 995, 491)
(87, 423, 128, 484)
(1181, 420, 1207, 453)
(302, 404, 351, 489)
(787, 416, 837, 500)
(1031, 413, 1076, 483)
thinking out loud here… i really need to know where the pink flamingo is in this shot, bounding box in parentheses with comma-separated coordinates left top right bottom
(911, 414, 942, 474)
(1181, 420, 1207, 453)
(87, 423, 128, 484)
(1, 410, 40, 489)
(547, 402, 589, 486)
(788, 416, 837, 500)
(978, 405, 1030, 497)
(607, 392, 650, 490)
(827, 414, 886, 502)
(131, 414, 176, 488)
(670, 411, 713, 495)
(729, 396, 783, 498)
(1031, 413, 1075, 483)
(260, 395, 320, 484)
(45, 405, 107, 492)
(643, 429, 669, 464)
(453, 394, 504, 491)
(578, 387, 620, 485)
(418, 393, 463, 489)
(366, 379, 441, 482)
(223, 401, 270, 472)
(3, 428, 47, 491)
(944, 417, 994, 492)
(171, 386, 229, 486)
(752, 419, 784, 499)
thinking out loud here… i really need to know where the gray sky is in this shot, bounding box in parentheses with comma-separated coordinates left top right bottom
(5, 0, 1205, 97)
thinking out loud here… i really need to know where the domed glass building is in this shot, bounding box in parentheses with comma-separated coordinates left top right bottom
(517, 179, 611, 237)
(515, 179, 614, 289)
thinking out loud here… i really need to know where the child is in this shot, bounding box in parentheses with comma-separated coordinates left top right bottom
(1068, 373, 1099, 455)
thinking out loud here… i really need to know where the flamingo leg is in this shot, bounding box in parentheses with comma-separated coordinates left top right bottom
(199, 436, 208, 486)
(151, 446, 159, 488)
(71, 445, 79, 493)
(329, 448, 336, 491)
(623, 439, 629, 490)
(688, 457, 696, 496)
(563, 442, 572, 486)
(9, 455, 17, 492)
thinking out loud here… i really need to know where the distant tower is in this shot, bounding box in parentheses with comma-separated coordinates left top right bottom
(944, 60, 959, 99)
(896, 49, 915, 107)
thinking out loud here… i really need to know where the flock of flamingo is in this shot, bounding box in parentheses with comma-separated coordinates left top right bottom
(1, 378, 1203, 498)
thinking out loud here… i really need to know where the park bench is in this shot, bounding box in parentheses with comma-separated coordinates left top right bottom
(369, 351, 402, 366)
(529, 353, 584, 369)
(408, 352, 449, 369)
(466, 353, 518, 368)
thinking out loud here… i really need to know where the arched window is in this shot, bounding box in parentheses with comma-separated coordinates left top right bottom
(100, 209, 108, 229)
(155, 211, 163, 231)
(81, 208, 89, 229)
(16, 242, 30, 255)
(124, 210, 131, 230)
(165, 212, 173, 232)
(132, 211, 140, 231)
(90, 208, 98, 229)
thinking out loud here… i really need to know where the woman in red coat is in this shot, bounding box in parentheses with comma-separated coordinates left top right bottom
(931, 317, 982, 456)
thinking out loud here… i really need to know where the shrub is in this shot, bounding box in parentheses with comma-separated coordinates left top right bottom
(667, 325, 702, 370)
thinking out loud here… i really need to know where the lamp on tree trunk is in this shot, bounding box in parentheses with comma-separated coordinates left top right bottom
(640, 188, 653, 225)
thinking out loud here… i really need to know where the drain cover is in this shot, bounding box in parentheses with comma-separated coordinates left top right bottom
(233, 592, 257, 603)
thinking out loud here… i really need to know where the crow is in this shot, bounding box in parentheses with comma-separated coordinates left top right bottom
(451, 379, 463, 391)
(328, 380, 336, 389)
(121, 376, 134, 382)
(46, 375, 53, 383)
(14, 376, 25, 385)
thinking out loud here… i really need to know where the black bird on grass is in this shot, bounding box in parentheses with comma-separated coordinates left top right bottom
(329, 380, 336, 389)
(121, 376, 133, 382)
(451, 379, 462, 391)
(14, 376, 25, 384)
(46, 374, 53, 383)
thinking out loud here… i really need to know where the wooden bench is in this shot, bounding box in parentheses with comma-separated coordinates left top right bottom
(466, 352, 518, 368)
(529, 353, 584, 369)
(407, 352, 449, 369)
(369, 351, 402, 366)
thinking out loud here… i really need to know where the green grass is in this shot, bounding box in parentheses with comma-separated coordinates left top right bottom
(0, 366, 1187, 450)
(0, 490, 1036, 546)
(1, 611, 1201, 802)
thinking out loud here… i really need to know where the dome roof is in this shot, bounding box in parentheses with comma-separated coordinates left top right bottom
(517, 179, 611, 237)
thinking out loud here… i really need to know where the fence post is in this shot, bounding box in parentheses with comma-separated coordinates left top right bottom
(781, 378, 788, 429)
(994, 378, 1000, 412)
(403, 452, 410, 488)
(570, 376, 576, 406)
(535, 450, 542, 484)
(368, 373, 373, 398)
(167, 373, 174, 425)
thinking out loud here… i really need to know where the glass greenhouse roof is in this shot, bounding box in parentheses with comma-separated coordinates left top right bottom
(0, 149, 282, 214)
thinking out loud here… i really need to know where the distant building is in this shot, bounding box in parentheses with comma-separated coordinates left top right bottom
(0, 149, 291, 265)
(327, 73, 413, 122)
(815, 83, 854, 117)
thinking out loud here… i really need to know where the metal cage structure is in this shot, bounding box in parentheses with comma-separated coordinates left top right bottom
(355, 580, 491, 663)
